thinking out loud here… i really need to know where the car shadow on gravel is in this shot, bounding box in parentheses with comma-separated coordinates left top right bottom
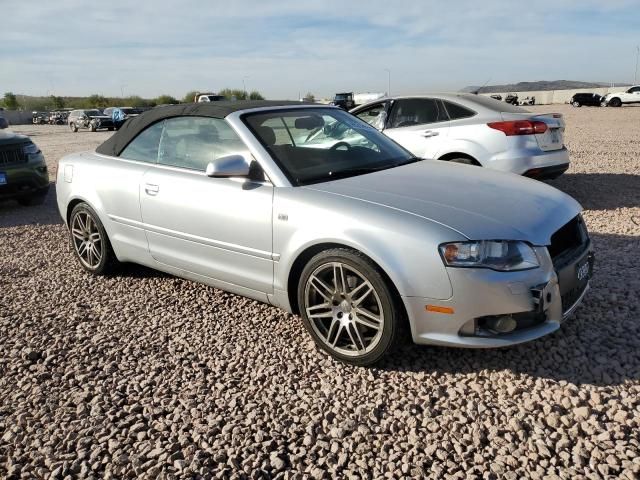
(0, 183, 62, 228)
(379, 232, 640, 387)
(547, 173, 640, 211)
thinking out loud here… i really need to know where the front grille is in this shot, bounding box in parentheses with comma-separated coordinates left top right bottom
(0, 145, 28, 166)
(549, 215, 589, 268)
(561, 282, 588, 314)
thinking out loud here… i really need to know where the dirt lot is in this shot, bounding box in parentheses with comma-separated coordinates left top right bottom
(1, 106, 639, 479)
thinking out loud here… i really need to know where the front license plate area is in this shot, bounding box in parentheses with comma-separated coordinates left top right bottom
(0, 172, 7, 185)
(575, 256, 591, 286)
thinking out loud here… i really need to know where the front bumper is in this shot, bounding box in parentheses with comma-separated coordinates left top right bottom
(0, 155, 50, 200)
(403, 245, 593, 348)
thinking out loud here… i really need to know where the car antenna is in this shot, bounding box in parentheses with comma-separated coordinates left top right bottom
(471, 77, 492, 95)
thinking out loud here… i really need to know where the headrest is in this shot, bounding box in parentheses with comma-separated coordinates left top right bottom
(256, 125, 276, 146)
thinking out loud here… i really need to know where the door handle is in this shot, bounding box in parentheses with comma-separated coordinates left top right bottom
(145, 183, 159, 195)
(422, 130, 439, 137)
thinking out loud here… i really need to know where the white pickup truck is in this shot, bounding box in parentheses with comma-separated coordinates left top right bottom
(603, 85, 640, 107)
(194, 93, 225, 102)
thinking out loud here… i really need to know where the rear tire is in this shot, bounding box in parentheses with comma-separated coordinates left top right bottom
(297, 248, 402, 366)
(69, 203, 118, 275)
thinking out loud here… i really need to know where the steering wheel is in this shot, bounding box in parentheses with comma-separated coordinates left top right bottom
(330, 141, 351, 151)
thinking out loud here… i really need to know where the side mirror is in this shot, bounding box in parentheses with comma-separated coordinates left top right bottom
(206, 154, 251, 178)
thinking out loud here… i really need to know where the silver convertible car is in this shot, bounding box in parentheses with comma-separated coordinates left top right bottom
(56, 101, 594, 365)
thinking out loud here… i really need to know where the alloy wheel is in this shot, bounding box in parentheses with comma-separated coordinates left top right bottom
(71, 211, 103, 269)
(304, 261, 384, 357)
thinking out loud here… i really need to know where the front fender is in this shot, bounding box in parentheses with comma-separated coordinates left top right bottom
(274, 188, 462, 302)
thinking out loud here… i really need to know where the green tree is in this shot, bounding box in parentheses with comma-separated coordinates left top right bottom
(51, 96, 65, 109)
(303, 92, 315, 102)
(3, 92, 19, 110)
(86, 94, 108, 108)
(182, 90, 199, 103)
(249, 90, 265, 100)
(155, 94, 178, 105)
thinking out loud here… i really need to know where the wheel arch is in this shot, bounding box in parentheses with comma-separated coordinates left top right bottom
(286, 242, 406, 319)
(438, 151, 482, 166)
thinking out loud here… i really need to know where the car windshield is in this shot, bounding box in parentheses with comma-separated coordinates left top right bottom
(243, 108, 417, 186)
(335, 94, 351, 100)
(86, 110, 102, 116)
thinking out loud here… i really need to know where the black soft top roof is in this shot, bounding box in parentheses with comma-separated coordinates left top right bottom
(95, 100, 315, 157)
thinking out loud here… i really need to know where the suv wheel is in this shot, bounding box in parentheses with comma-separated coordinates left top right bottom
(298, 248, 402, 366)
(69, 203, 118, 275)
(610, 97, 622, 107)
(572, 101, 581, 107)
(70, 123, 78, 132)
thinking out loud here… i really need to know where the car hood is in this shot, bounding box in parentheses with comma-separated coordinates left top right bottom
(89, 115, 111, 119)
(0, 129, 30, 147)
(305, 160, 582, 245)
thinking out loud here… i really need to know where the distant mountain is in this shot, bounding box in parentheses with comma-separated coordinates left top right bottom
(461, 80, 615, 94)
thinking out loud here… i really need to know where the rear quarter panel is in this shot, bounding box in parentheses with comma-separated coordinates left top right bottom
(56, 152, 151, 263)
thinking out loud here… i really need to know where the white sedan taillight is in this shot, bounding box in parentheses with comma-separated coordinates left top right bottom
(487, 120, 548, 136)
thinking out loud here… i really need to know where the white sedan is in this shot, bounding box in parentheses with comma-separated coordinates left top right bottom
(351, 94, 570, 179)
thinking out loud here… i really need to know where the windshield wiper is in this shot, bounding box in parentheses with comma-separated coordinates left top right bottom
(330, 157, 422, 177)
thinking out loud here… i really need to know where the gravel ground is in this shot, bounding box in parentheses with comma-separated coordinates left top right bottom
(1, 106, 639, 479)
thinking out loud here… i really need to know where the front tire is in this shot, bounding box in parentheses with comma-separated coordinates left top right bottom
(69, 203, 118, 275)
(610, 97, 622, 107)
(297, 248, 401, 366)
(70, 123, 78, 132)
(572, 101, 581, 107)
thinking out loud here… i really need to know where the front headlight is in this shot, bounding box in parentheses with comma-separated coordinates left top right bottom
(23, 142, 40, 155)
(439, 240, 539, 271)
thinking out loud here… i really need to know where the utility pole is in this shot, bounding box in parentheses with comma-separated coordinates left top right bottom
(635, 45, 639, 84)
(384, 68, 391, 96)
(242, 76, 249, 99)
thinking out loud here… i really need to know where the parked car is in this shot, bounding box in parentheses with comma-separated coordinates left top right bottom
(48, 111, 65, 125)
(570, 93, 604, 107)
(56, 101, 592, 365)
(504, 93, 519, 105)
(195, 93, 225, 102)
(103, 107, 142, 119)
(0, 116, 8, 130)
(519, 96, 536, 106)
(0, 129, 49, 205)
(601, 85, 640, 107)
(350, 94, 569, 179)
(32, 111, 48, 124)
(68, 109, 115, 132)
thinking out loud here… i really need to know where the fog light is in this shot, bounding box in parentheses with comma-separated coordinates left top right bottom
(486, 315, 517, 333)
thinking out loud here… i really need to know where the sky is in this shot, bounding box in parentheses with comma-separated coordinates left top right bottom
(1, 0, 639, 100)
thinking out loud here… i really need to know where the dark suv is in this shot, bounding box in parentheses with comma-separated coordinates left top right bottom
(68, 109, 115, 132)
(0, 130, 49, 206)
(570, 92, 604, 107)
